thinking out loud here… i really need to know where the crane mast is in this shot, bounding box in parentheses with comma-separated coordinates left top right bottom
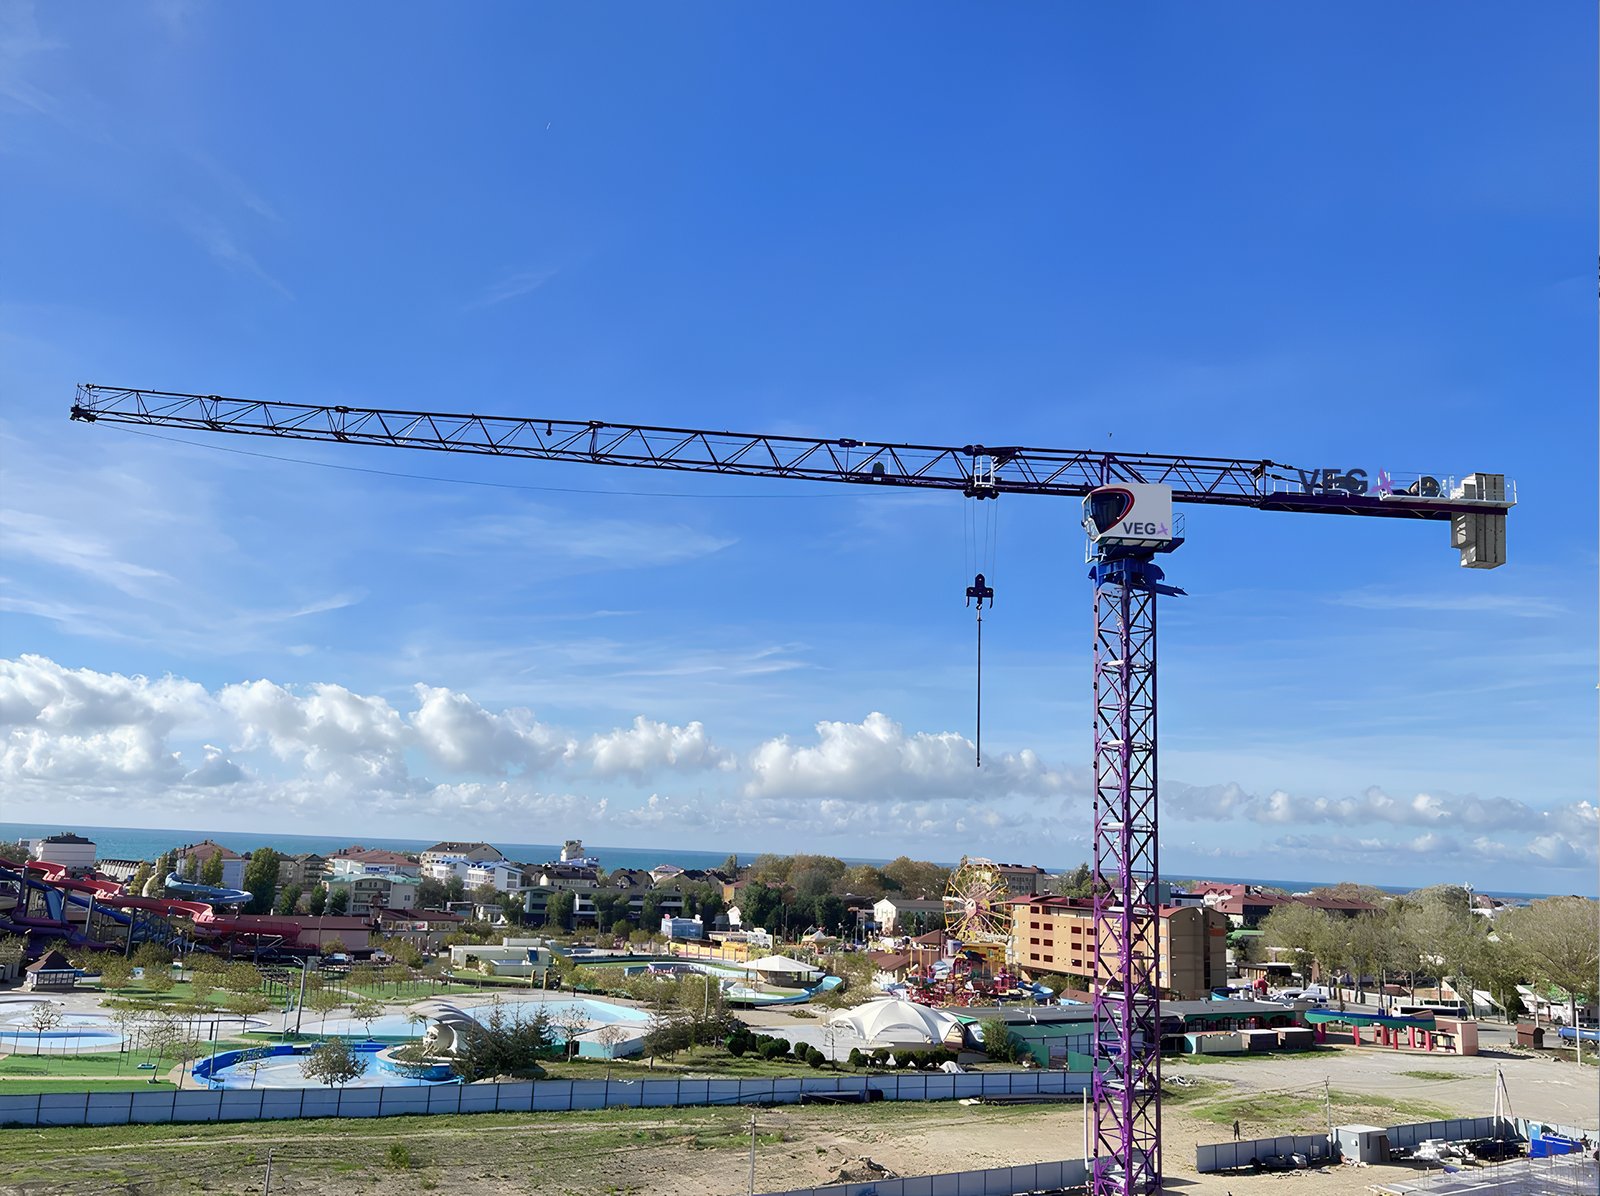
(69, 384, 1513, 1196)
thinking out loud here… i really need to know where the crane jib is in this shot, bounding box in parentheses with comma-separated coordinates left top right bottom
(68, 385, 1513, 526)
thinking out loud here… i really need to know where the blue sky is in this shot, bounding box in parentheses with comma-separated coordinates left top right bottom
(1, 3, 1594, 893)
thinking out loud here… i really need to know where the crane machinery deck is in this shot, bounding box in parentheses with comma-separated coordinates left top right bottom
(69, 383, 1514, 1196)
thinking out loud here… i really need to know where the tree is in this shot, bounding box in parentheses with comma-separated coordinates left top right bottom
(611, 918, 633, 939)
(200, 853, 226, 887)
(308, 886, 329, 916)
(106, 1001, 148, 1058)
(300, 1037, 368, 1088)
(142, 1014, 183, 1078)
(142, 965, 176, 995)
(416, 876, 452, 910)
(641, 1013, 692, 1063)
(97, 956, 136, 993)
(148, 852, 174, 897)
(1497, 897, 1600, 1029)
(1053, 863, 1093, 898)
(307, 987, 345, 1032)
(1258, 903, 1339, 987)
(26, 1002, 63, 1056)
(977, 1017, 1022, 1063)
(184, 852, 201, 881)
(470, 882, 501, 909)
(882, 856, 950, 898)
(553, 1005, 591, 1060)
(222, 962, 263, 996)
(449, 1002, 553, 1081)
(223, 991, 271, 1032)
(241, 849, 280, 914)
(349, 996, 385, 1039)
(128, 861, 153, 895)
(327, 888, 350, 915)
(544, 890, 575, 932)
(275, 884, 303, 915)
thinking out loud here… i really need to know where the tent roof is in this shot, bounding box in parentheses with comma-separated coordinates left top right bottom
(827, 999, 962, 1046)
(745, 955, 821, 974)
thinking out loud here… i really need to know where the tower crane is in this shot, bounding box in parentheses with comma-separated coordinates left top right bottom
(69, 384, 1513, 1196)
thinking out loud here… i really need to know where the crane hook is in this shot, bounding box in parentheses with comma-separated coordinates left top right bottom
(965, 573, 994, 766)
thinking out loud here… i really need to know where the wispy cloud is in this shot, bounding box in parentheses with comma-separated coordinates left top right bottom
(184, 216, 292, 298)
(466, 268, 558, 311)
(0, 1, 63, 120)
(1330, 589, 1564, 619)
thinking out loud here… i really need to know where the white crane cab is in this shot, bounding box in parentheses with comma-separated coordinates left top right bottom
(1082, 484, 1179, 551)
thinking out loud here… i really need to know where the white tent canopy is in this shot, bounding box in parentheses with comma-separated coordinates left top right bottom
(745, 955, 822, 978)
(827, 999, 964, 1048)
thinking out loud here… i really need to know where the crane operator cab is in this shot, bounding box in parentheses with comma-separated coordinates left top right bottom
(1082, 483, 1183, 560)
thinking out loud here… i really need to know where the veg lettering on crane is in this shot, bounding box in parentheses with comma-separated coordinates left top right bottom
(1120, 520, 1171, 537)
(1297, 468, 1441, 498)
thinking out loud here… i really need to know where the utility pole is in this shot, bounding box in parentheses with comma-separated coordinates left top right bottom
(747, 1109, 758, 1195)
(1324, 1078, 1332, 1148)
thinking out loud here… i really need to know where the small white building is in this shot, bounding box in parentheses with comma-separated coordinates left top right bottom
(466, 861, 525, 894)
(30, 833, 97, 872)
(661, 915, 704, 940)
(872, 897, 946, 935)
(447, 938, 551, 980)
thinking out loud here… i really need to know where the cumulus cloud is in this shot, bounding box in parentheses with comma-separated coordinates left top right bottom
(744, 712, 1086, 802)
(410, 685, 573, 773)
(0, 654, 1589, 883)
(588, 717, 732, 780)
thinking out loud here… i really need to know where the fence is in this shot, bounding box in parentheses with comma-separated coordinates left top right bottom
(761, 1158, 1089, 1196)
(1385, 1115, 1506, 1149)
(1197, 1114, 1600, 1173)
(0, 1068, 1089, 1129)
(1196, 1134, 1333, 1173)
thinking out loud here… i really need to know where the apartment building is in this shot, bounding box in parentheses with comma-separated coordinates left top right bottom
(327, 849, 420, 880)
(1011, 895, 1228, 1000)
(324, 873, 419, 916)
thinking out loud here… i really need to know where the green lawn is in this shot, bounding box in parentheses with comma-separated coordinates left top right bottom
(0, 1052, 146, 1077)
(0, 1078, 178, 1094)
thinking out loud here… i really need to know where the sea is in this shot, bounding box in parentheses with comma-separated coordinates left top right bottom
(0, 821, 1568, 901)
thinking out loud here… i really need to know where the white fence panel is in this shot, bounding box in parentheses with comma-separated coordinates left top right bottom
(531, 1081, 574, 1111)
(0, 1094, 39, 1126)
(171, 1090, 222, 1122)
(377, 1088, 432, 1117)
(86, 1092, 133, 1125)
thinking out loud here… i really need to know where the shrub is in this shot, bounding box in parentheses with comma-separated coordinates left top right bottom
(847, 1047, 864, 1069)
(805, 1047, 825, 1068)
(727, 1035, 748, 1057)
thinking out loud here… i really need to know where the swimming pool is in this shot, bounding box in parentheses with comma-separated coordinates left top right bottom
(309, 995, 648, 1040)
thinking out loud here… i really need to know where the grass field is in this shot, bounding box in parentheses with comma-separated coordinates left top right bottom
(0, 1078, 178, 1094)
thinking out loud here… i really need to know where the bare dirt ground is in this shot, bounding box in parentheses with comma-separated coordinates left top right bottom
(1, 1034, 1594, 1196)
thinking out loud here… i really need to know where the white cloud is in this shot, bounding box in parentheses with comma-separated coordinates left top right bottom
(588, 717, 733, 780)
(466, 268, 558, 311)
(1166, 780, 1532, 832)
(743, 711, 1086, 802)
(0, 654, 1589, 885)
(410, 684, 572, 773)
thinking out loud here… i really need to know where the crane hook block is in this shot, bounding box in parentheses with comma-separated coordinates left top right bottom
(966, 573, 994, 609)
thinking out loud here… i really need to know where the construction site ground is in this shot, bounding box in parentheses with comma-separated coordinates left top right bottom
(0, 1024, 1593, 1196)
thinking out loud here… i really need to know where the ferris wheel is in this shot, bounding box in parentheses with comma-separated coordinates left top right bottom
(943, 856, 1012, 943)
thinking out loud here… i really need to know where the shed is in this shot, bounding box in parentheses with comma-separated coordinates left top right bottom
(24, 949, 78, 991)
(1334, 1124, 1389, 1164)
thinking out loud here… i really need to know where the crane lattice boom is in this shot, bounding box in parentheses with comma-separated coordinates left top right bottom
(70, 385, 1511, 529)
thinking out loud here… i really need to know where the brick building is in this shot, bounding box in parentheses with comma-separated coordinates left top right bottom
(1010, 895, 1228, 1000)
